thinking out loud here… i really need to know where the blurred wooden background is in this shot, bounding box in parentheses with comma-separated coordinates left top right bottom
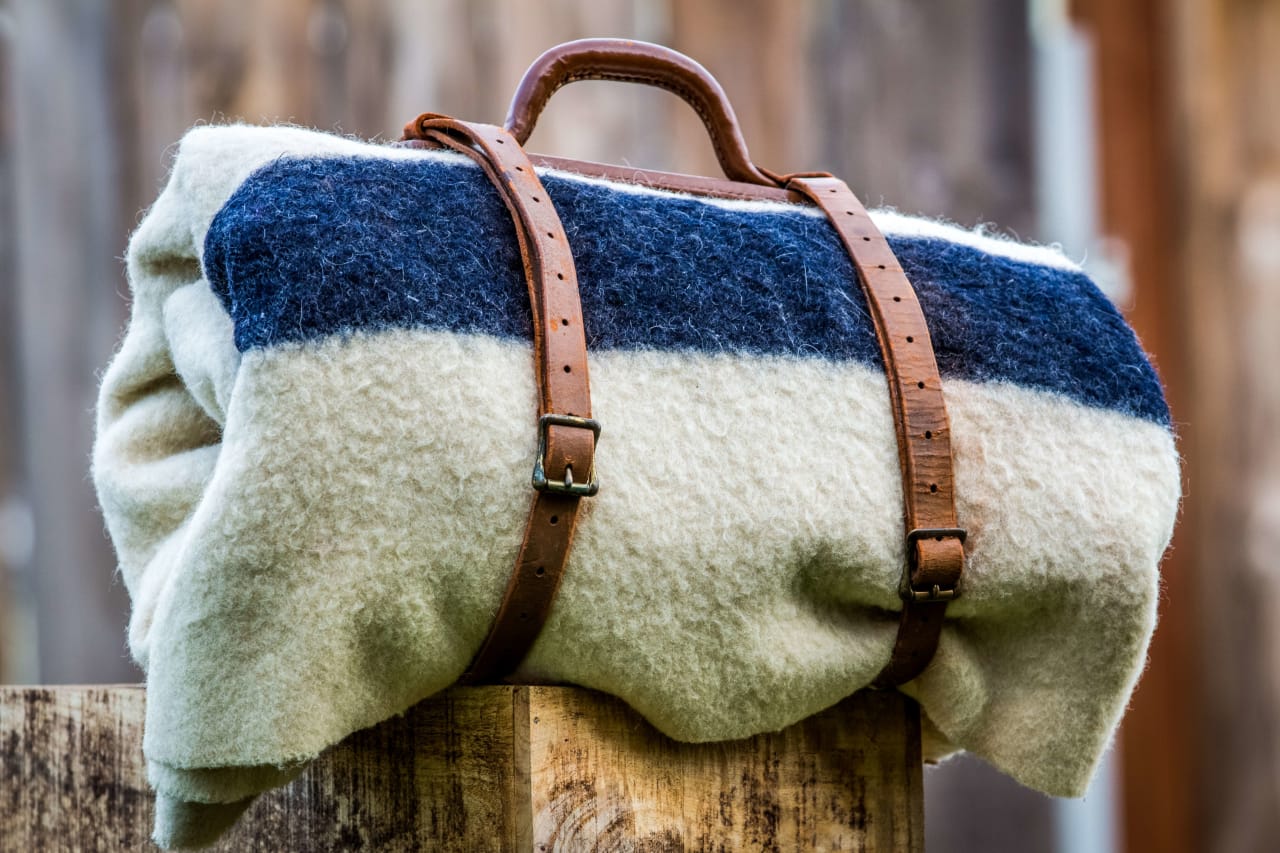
(2, 1, 1277, 852)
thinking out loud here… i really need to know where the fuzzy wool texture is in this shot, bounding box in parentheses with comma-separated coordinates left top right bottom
(93, 125, 1180, 849)
(204, 154, 1167, 424)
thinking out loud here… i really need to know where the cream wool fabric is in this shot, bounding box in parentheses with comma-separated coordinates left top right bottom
(94, 125, 1180, 848)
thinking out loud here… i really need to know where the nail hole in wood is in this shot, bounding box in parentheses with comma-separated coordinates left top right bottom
(917, 381, 925, 389)
(925, 430, 933, 439)
(535, 566, 545, 576)
(929, 483, 938, 493)
(563, 364, 571, 373)
(549, 515, 559, 525)
(561, 318, 569, 326)
(906, 336, 914, 343)
(556, 272, 565, 280)
(893, 296, 902, 302)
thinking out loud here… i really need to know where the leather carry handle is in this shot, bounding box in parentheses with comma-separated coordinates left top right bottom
(398, 45, 965, 688)
(504, 38, 777, 187)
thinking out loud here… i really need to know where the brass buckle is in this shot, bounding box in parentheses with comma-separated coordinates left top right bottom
(531, 413, 600, 497)
(900, 527, 966, 603)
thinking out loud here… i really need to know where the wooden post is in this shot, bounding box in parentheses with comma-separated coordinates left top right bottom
(0, 686, 922, 852)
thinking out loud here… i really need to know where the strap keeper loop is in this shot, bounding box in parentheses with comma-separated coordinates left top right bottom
(900, 527, 966, 602)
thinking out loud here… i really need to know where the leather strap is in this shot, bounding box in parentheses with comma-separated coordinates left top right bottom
(785, 176, 966, 687)
(498, 38, 963, 684)
(401, 114, 598, 684)
(400, 99, 963, 685)
(504, 38, 776, 186)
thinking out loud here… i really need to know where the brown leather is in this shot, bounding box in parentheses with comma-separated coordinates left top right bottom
(393, 140, 804, 203)
(400, 113, 598, 684)
(785, 176, 965, 687)
(503, 38, 776, 186)
(396, 41, 965, 689)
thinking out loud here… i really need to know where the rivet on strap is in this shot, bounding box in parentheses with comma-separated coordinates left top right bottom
(401, 114, 598, 684)
(785, 175, 966, 687)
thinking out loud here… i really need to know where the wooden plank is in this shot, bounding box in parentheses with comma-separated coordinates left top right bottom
(0, 685, 921, 852)
(1, 687, 153, 850)
(527, 687, 922, 852)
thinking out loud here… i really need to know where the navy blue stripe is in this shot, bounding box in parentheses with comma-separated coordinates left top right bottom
(204, 155, 1169, 425)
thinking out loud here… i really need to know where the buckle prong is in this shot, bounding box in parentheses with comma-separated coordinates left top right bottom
(531, 413, 600, 497)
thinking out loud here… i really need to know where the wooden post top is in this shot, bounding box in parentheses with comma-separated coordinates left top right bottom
(0, 685, 923, 851)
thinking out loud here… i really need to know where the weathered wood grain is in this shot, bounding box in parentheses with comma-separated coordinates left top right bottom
(0, 685, 921, 852)
(527, 687, 922, 853)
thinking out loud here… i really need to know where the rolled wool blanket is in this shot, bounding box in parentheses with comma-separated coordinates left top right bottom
(93, 124, 1180, 848)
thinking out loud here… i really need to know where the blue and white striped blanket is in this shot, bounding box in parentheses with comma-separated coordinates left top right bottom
(94, 125, 1179, 848)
